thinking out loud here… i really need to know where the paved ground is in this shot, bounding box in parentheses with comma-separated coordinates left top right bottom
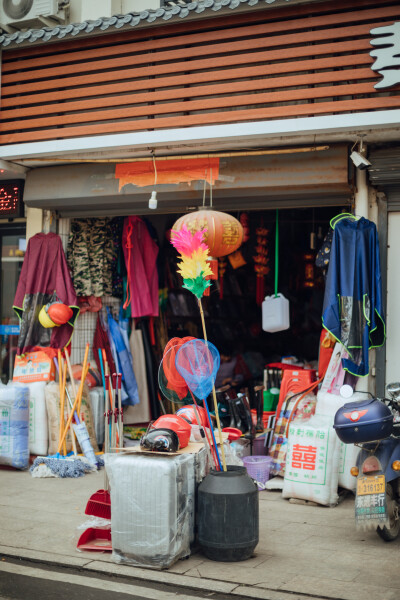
(0, 468, 399, 600)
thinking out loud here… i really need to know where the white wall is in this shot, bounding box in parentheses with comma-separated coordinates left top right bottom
(386, 212, 400, 384)
(69, 0, 159, 22)
(26, 207, 42, 241)
(122, 0, 160, 11)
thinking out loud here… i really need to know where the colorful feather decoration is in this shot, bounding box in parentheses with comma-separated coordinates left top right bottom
(170, 224, 213, 298)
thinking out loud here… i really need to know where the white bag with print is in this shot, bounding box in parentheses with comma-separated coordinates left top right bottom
(282, 414, 340, 506)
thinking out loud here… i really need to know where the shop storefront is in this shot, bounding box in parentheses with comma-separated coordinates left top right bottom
(1, 0, 400, 556)
(0, 0, 399, 389)
(11, 147, 352, 421)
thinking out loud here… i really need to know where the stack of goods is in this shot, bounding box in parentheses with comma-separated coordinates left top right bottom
(280, 345, 362, 505)
(105, 450, 207, 568)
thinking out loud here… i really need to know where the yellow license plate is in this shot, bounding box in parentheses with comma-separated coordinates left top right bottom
(357, 474, 385, 496)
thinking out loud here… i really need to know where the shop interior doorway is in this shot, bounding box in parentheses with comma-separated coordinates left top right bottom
(0, 224, 26, 382)
(157, 205, 345, 375)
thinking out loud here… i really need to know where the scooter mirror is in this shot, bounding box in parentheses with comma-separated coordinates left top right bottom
(386, 382, 400, 399)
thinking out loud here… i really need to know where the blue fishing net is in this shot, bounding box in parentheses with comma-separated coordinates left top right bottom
(175, 339, 220, 400)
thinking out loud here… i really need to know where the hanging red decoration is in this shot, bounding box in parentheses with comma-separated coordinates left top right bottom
(172, 209, 243, 258)
(239, 213, 250, 243)
(203, 258, 218, 297)
(218, 257, 227, 299)
(253, 226, 270, 305)
(303, 253, 315, 288)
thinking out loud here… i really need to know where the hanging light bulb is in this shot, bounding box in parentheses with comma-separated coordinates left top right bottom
(149, 190, 157, 210)
(148, 151, 158, 209)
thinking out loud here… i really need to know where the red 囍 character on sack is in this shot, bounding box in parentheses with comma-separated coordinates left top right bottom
(292, 444, 317, 471)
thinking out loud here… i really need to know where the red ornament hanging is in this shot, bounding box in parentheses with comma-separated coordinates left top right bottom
(239, 213, 250, 243)
(253, 226, 270, 305)
(203, 258, 218, 297)
(218, 257, 227, 299)
(303, 253, 315, 288)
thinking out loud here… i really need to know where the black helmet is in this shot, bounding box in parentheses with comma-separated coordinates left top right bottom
(140, 428, 180, 452)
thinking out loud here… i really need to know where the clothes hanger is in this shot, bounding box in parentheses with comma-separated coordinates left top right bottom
(330, 212, 362, 229)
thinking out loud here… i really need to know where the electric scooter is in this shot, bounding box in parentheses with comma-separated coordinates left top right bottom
(334, 383, 400, 541)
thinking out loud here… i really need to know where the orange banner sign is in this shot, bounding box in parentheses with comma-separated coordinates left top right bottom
(115, 157, 220, 190)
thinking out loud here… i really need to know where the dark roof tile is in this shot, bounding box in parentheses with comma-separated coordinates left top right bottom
(0, 0, 295, 47)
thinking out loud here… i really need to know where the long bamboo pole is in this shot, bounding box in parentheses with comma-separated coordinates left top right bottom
(77, 342, 90, 418)
(64, 349, 78, 456)
(198, 298, 227, 471)
(61, 360, 68, 456)
(57, 362, 89, 454)
(58, 351, 67, 456)
(18, 147, 329, 164)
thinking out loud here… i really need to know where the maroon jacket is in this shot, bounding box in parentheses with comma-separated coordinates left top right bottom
(13, 233, 79, 354)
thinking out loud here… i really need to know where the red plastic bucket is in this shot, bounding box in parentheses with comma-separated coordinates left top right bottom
(251, 410, 276, 428)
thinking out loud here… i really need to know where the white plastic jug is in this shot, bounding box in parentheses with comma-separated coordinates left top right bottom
(262, 293, 290, 333)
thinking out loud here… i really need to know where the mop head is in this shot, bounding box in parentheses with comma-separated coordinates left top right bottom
(30, 456, 98, 478)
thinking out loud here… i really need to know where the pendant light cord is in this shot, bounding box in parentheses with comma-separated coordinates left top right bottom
(152, 153, 157, 186)
(275, 209, 279, 298)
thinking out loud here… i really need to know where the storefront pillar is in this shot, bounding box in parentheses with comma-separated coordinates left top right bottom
(355, 164, 369, 219)
(26, 206, 43, 241)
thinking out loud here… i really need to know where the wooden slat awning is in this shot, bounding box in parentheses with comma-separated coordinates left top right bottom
(1, 0, 400, 145)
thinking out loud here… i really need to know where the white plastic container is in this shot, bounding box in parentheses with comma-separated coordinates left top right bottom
(262, 293, 290, 332)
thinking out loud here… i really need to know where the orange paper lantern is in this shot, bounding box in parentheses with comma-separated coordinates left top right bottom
(172, 209, 243, 258)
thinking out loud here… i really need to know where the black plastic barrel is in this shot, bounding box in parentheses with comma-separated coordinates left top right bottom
(197, 465, 259, 562)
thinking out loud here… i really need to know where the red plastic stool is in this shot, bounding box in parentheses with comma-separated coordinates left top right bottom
(275, 368, 316, 420)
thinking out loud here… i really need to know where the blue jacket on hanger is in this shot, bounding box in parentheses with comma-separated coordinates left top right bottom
(322, 216, 385, 377)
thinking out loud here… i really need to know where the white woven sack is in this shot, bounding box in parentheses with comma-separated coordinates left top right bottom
(27, 382, 48, 456)
(13, 381, 48, 456)
(282, 414, 340, 506)
(315, 390, 362, 493)
(315, 390, 365, 419)
(338, 441, 360, 492)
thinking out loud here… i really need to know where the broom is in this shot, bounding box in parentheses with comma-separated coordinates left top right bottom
(57, 345, 94, 457)
(30, 346, 95, 478)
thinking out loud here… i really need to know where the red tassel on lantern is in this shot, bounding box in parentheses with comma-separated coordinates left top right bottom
(218, 258, 227, 299)
(253, 227, 269, 306)
(203, 258, 218, 297)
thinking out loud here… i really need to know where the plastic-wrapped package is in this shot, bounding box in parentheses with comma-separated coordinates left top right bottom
(13, 381, 48, 456)
(89, 387, 105, 447)
(0, 385, 29, 469)
(105, 448, 207, 569)
(269, 391, 317, 477)
(223, 441, 244, 466)
(282, 414, 340, 506)
(229, 437, 251, 459)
